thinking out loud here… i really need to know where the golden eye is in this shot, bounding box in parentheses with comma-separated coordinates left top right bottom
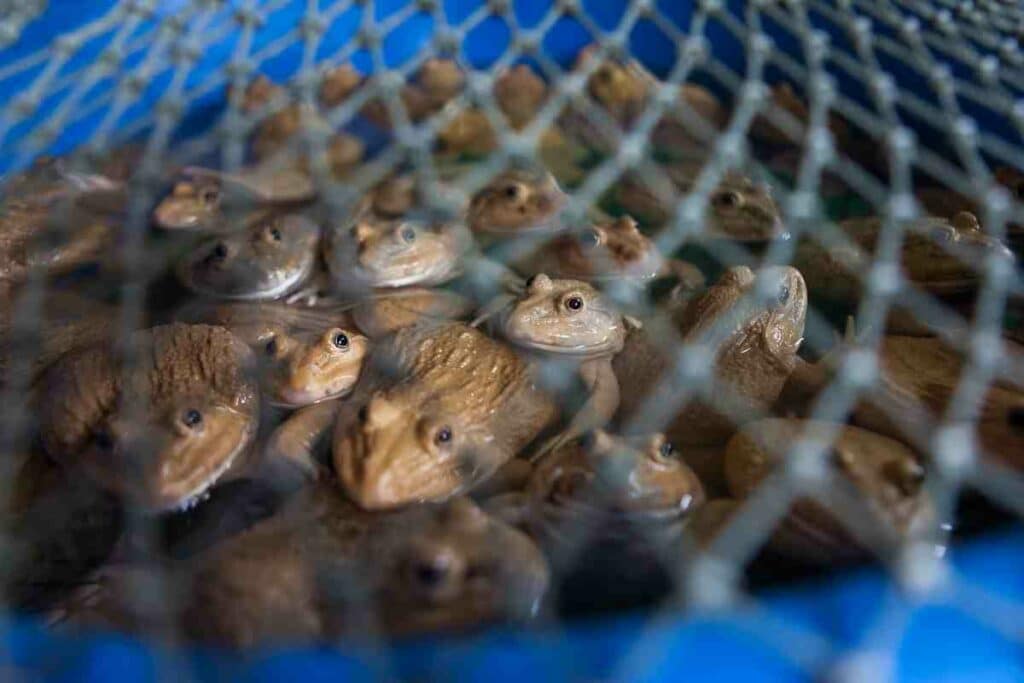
(565, 295, 584, 311)
(333, 331, 349, 349)
(712, 190, 742, 208)
(435, 426, 453, 445)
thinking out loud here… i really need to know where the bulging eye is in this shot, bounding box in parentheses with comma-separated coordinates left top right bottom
(503, 183, 524, 200)
(777, 282, 791, 306)
(209, 242, 228, 261)
(399, 225, 417, 243)
(264, 337, 278, 356)
(94, 427, 115, 451)
(659, 441, 677, 459)
(264, 225, 283, 242)
(579, 228, 602, 249)
(564, 294, 585, 311)
(182, 409, 203, 429)
(199, 187, 220, 205)
(712, 190, 742, 208)
(435, 426, 453, 445)
(1007, 407, 1024, 433)
(332, 330, 350, 350)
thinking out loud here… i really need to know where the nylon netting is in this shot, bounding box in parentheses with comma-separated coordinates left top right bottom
(2, 0, 1024, 674)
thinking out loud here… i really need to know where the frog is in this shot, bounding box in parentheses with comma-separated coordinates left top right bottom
(503, 430, 706, 546)
(507, 214, 706, 290)
(487, 274, 639, 456)
(177, 301, 369, 408)
(259, 288, 476, 482)
(153, 163, 319, 232)
(364, 58, 465, 128)
(559, 45, 727, 160)
(52, 489, 549, 647)
(35, 323, 261, 512)
(916, 165, 1024, 238)
(613, 265, 808, 492)
(710, 418, 936, 565)
(332, 322, 559, 509)
(467, 165, 569, 236)
(780, 333, 1024, 472)
(750, 82, 851, 150)
(323, 208, 471, 293)
(606, 161, 788, 243)
(0, 194, 118, 286)
(794, 211, 1014, 305)
(494, 63, 548, 129)
(176, 212, 320, 301)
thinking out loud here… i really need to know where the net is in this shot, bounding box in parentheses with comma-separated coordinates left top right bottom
(1, 0, 1024, 674)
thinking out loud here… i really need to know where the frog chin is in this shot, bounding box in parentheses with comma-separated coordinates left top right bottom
(178, 256, 313, 301)
(268, 379, 357, 409)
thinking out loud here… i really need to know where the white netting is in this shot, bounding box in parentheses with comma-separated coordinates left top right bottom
(1, 0, 1024, 672)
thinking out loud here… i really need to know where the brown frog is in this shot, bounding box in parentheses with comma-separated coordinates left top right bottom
(54, 490, 549, 647)
(494, 64, 548, 129)
(608, 162, 787, 242)
(712, 419, 935, 564)
(508, 215, 705, 289)
(178, 302, 369, 408)
(323, 209, 470, 292)
(515, 430, 705, 546)
(333, 322, 558, 509)
(36, 323, 260, 512)
(364, 58, 465, 128)
(177, 212, 320, 300)
(781, 334, 1024, 471)
(613, 266, 808, 491)
(750, 82, 851, 149)
(560, 46, 726, 158)
(916, 166, 1024, 234)
(794, 211, 1014, 304)
(467, 166, 569, 236)
(492, 274, 637, 455)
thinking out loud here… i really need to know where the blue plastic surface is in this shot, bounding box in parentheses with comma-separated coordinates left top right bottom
(2, 1, 1024, 680)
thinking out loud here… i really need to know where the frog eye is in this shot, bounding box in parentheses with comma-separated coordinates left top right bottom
(398, 224, 417, 243)
(262, 224, 283, 242)
(182, 409, 203, 430)
(502, 182, 526, 201)
(434, 425, 453, 445)
(712, 190, 742, 209)
(1007, 407, 1024, 433)
(776, 281, 791, 306)
(658, 441, 678, 459)
(564, 294, 585, 312)
(578, 228, 602, 249)
(93, 427, 115, 451)
(199, 186, 220, 206)
(930, 226, 956, 243)
(331, 330, 350, 350)
(205, 242, 229, 264)
(264, 337, 278, 356)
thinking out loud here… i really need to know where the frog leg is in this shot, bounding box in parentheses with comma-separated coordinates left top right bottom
(531, 356, 620, 461)
(260, 400, 339, 491)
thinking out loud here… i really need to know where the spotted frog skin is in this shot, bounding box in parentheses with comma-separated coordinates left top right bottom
(177, 212, 320, 301)
(613, 266, 808, 490)
(509, 215, 705, 289)
(467, 166, 569, 235)
(720, 419, 935, 564)
(323, 209, 470, 292)
(522, 430, 705, 546)
(782, 335, 1024, 471)
(36, 323, 260, 512)
(179, 302, 369, 408)
(794, 211, 1014, 303)
(333, 322, 558, 509)
(54, 490, 549, 647)
(609, 163, 787, 242)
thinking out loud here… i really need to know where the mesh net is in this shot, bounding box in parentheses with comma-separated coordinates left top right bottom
(2, 0, 1024, 672)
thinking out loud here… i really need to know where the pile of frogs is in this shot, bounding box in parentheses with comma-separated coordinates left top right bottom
(2, 48, 1023, 649)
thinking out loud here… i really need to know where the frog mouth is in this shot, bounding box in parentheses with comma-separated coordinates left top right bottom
(537, 467, 692, 523)
(177, 252, 314, 301)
